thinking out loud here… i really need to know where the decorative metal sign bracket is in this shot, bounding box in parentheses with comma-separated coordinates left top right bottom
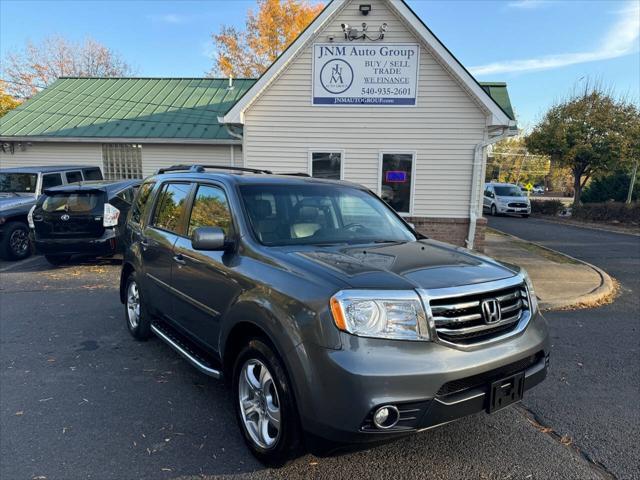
(341, 22, 387, 41)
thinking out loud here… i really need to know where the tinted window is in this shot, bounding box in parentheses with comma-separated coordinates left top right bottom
(188, 185, 233, 237)
(311, 152, 341, 180)
(42, 192, 104, 213)
(0, 173, 38, 193)
(65, 171, 83, 183)
(42, 173, 63, 189)
(380, 153, 413, 213)
(131, 182, 155, 224)
(151, 183, 191, 234)
(240, 184, 415, 246)
(82, 168, 103, 181)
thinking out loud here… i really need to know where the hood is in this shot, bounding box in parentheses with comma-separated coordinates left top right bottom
(496, 195, 530, 203)
(0, 194, 36, 212)
(275, 240, 518, 291)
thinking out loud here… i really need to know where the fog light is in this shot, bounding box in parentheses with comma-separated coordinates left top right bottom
(373, 405, 399, 429)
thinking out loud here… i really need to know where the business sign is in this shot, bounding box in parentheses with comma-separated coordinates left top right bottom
(312, 43, 419, 106)
(385, 171, 408, 183)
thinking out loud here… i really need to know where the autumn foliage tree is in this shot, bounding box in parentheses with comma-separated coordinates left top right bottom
(3, 35, 134, 99)
(526, 84, 639, 206)
(210, 0, 324, 78)
(0, 81, 21, 118)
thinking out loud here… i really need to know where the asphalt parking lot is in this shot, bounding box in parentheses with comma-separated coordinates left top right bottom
(1, 217, 638, 479)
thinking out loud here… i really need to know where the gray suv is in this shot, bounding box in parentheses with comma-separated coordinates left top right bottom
(120, 165, 549, 466)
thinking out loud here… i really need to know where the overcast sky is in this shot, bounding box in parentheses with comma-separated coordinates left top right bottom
(1, 0, 638, 129)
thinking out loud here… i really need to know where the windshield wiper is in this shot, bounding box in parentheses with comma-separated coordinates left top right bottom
(372, 240, 407, 244)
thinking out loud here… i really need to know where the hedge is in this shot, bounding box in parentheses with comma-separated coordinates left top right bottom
(530, 200, 565, 216)
(572, 202, 640, 224)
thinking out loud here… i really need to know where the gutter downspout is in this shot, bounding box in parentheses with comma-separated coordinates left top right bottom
(466, 126, 513, 250)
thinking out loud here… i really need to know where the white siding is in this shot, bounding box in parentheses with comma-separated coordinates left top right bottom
(141, 144, 242, 176)
(243, 0, 488, 218)
(0, 142, 102, 169)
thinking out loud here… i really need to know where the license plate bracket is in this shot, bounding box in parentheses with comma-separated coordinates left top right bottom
(488, 371, 525, 413)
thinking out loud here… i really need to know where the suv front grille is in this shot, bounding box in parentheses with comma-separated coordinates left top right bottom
(508, 202, 528, 208)
(428, 283, 529, 345)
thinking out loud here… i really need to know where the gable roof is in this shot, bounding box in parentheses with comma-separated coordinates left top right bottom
(0, 77, 255, 143)
(222, 0, 516, 127)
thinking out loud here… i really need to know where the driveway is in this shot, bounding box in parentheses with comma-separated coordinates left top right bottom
(488, 215, 640, 480)
(0, 232, 635, 479)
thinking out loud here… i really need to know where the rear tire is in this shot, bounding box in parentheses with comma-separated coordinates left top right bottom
(0, 221, 31, 261)
(232, 339, 302, 467)
(45, 254, 71, 266)
(124, 271, 152, 340)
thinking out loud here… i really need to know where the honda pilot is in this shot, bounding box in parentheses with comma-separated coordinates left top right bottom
(120, 165, 549, 466)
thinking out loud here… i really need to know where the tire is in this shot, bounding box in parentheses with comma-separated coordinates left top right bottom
(0, 221, 31, 261)
(124, 271, 152, 340)
(45, 254, 71, 266)
(522, 214, 530, 218)
(232, 339, 302, 467)
(490, 204, 497, 216)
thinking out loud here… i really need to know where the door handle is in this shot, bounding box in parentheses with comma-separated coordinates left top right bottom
(173, 254, 186, 265)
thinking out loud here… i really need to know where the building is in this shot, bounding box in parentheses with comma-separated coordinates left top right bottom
(0, 0, 516, 249)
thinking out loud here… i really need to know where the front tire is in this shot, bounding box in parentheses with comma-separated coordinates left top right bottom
(522, 214, 530, 218)
(1, 221, 31, 261)
(490, 204, 498, 216)
(233, 339, 301, 467)
(124, 271, 152, 340)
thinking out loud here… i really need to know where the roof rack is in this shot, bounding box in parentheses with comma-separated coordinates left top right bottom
(156, 164, 272, 175)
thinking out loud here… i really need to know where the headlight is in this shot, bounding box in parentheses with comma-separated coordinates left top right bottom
(330, 290, 429, 341)
(522, 269, 539, 313)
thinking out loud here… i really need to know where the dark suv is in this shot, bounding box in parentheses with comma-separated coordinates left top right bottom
(120, 165, 549, 466)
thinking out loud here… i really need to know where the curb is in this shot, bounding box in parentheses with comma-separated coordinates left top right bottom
(488, 229, 617, 311)
(531, 215, 640, 238)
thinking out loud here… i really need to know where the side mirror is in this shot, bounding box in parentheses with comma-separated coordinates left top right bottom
(191, 226, 226, 251)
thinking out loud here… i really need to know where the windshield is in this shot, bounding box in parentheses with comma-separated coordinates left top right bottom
(240, 184, 416, 246)
(42, 192, 104, 213)
(494, 185, 524, 197)
(0, 173, 38, 193)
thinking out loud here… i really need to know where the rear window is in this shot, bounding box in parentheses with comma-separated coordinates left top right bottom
(42, 192, 104, 213)
(82, 168, 103, 181)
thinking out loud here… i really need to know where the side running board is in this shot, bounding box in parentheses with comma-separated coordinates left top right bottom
(151, 323, 222, 379)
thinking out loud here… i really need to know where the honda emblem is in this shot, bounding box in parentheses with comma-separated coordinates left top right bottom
(481, 298, 501, 324)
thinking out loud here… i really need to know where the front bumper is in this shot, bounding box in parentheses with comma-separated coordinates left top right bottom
(496, 204, 531, 214)
(287, 312, 549, 443)
(33, 228, 120, 256)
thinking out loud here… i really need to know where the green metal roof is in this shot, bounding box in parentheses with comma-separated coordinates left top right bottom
(479, 82, 515, 121)
(0, 77, 515, 141)
(0, 77, 256, 141)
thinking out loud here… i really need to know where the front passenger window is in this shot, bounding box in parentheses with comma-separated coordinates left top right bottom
(152, 183, 191, 234)
(188, 185, 233, 237)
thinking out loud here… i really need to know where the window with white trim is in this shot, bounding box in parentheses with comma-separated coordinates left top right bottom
(310, 151, 342, 180)
(102, 144, 143, 180)
(380, 153, 414, 214)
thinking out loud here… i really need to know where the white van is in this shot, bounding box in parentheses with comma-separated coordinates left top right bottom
(483, 182, 531, 217)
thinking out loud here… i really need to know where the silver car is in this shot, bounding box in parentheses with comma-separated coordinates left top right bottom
(483, 183, 531, 217)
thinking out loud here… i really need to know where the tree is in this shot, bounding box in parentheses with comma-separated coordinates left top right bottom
(0, 81, 21, 117)
(3, 35, 134, 99)
(210, 0, 324, 78)
(526, 84, 639, 206)
(487, 136, 550, 186)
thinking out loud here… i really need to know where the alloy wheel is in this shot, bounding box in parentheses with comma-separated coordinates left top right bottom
(126, 281, 140, 329)
(9, 228, 29, 256)
(238, 358, 281, 449)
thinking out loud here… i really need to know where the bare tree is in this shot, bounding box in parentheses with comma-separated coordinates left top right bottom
(3, 35, 135, 98)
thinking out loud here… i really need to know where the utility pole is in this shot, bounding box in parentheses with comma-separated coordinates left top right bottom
(627, 160, 638, 204)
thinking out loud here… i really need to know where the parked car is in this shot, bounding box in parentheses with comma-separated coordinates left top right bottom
(120, 165, 549, 466)
(483, 182, 531, 217)
(532, 185, 545, 195)
(0, 165, 103, 260)
(30, 179, 140, 265)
